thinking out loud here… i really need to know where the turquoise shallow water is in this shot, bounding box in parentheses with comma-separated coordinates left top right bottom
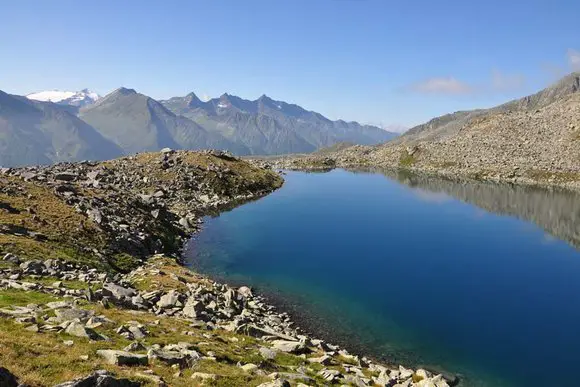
(185, 169, 580, 387)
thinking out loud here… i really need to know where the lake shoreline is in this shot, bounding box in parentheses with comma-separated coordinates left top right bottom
(253, 154, 580, 193)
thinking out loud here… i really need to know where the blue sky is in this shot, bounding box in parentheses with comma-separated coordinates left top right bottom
(0, 0, 578, 128)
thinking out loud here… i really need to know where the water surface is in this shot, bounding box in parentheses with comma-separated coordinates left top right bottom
(185, 169, 580, 387)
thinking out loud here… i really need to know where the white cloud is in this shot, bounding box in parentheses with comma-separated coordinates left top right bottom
(410, 77, 473, 95)
(200, 94, 211, 102)
(407, 70, 525, 96)
(491, 69, 525, 92)
(567, 49, 580, 70)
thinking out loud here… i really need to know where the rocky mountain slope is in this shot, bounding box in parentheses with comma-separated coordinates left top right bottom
(271, 72, 580, 190)
(161, 93, 397, 155)
(397, 72, 580, 144)
(0, 151, 453, 386)
(0, 91, 122, 167)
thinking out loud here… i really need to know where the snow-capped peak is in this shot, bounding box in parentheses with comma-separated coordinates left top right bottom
(26, 89, 100, 107)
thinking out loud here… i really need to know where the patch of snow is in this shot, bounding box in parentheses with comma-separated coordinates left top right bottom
(217, 103, 229, 108)
(27, 89, 100, 107)
(276, 104, 282, 109)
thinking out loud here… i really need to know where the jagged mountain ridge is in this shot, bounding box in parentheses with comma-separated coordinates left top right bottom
(161, 92, 397, 155)
(79, 88, 250, 155)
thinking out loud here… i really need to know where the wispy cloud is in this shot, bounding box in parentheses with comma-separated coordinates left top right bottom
(200, 94, 212, 102)
(409, 77, 473, 95)
(567, 49, 580, 70)
(407, 70, 525, 96)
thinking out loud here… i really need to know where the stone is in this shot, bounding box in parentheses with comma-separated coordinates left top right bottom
(240, 363, 259, 372)
(157, 290, 181, 309)
(271, 340, 304, 353)
(191, 372, 218, 381)
(147, 348, 200, 368)
(65, 321, 103, 340)
(97, 350, 148, 366)
(19, 260, 45, 274)
(63, 340, 74, 347)
(399, 365, 413, 380)
(259, 346, 278, 360)
(46, 301, 73, 309)
(0, 367, 18, 387)
(102, 282, 136, 300)
(307, 354, 332, 365)
(55, 308, 92, 322)
(257, 380, 291, 387)
(416, 380, 437, 387)
(54, 172, 77, 182)
(2, 253, 20, 264)
(237, 286, 253, 298)
(128, 325, 147, 339)
(268, 372, 314, 383)
(54, 369, 141, 387)
(160, 148, 174, 154)
(318, 369, 341, 382)
(123, 342, 147, 352)
(182, 298, 205, 318)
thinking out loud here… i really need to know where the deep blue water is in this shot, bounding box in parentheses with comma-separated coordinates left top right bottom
(185, 169, 580, 387)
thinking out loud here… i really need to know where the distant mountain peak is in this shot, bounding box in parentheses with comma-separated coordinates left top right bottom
(113, 87, 137, 96)
(26, 89, 100, 107)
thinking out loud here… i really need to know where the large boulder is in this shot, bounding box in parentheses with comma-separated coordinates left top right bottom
(55, 308, 93, 323)
(147, 348, 199, 368)
(102, 283, 136, 301)
(271, 340, 305, 354)
(65, 321, 104, 341)
(19, 260, 46, 274)
(96, 350, 148, 366)
(182, 298, 205, 318)
(54, 369, 141, 387)
(0, 367, 18, 387)
(156, 290, 182, 309)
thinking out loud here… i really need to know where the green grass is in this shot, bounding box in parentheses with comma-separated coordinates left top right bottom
(0, 289, 58, 308)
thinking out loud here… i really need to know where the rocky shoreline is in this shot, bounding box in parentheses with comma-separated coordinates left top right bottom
(257, 151, 580, 193)
(0, 150, 455, 386)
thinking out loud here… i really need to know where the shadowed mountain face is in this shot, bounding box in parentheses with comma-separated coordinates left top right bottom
(0, 91, 122, 167)
(80, 88, 249, 155)
(373, 168, 580, 249)
(161, 93, 397, 155)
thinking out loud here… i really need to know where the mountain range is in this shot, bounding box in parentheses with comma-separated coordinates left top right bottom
(0, 87, 397, 167)
(161, 93, 397, 154)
